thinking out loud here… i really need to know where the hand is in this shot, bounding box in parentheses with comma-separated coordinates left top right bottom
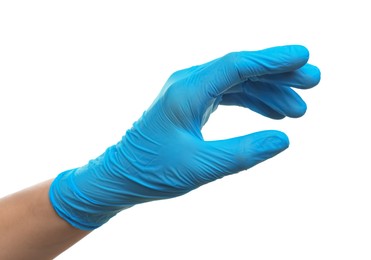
(50, 45, 321, 230)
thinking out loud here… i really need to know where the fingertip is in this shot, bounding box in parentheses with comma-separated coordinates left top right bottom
(204, 130, 290, 178)
(263, 130, 290, 150)
(307, 64, 321, 87)
(235, 130, 290, 169)
(282, 45, 310, 67)
(288, 101, 307, 118)
(253, 45, 310, 74)
(250, 130, 290, 154)
(291, 64, 321, 89)
(291, 44, 310, 61)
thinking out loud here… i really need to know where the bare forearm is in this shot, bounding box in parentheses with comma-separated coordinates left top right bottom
(0, 180, 90, 260)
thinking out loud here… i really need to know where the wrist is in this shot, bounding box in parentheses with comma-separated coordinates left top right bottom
(49, 167, 127, 231)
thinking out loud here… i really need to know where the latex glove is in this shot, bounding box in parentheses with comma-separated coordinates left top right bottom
(49, 45, 321, 230)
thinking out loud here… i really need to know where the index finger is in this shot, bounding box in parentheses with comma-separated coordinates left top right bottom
(193, 45, 311, 99)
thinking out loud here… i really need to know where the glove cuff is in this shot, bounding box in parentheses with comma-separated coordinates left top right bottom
(49, 169, 122, 230)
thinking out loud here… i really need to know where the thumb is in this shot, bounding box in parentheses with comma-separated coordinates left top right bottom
(202, 130, 289, 181)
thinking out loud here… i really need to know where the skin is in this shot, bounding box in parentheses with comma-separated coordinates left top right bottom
(0, 180, 90, 259)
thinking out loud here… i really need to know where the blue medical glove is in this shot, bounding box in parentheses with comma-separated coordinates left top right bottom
(49, 45, 321, 230)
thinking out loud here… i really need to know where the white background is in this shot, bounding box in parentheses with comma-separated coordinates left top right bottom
(0, 1, 370, 259)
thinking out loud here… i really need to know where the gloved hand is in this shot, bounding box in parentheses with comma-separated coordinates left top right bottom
(49, 45, 321, 230)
